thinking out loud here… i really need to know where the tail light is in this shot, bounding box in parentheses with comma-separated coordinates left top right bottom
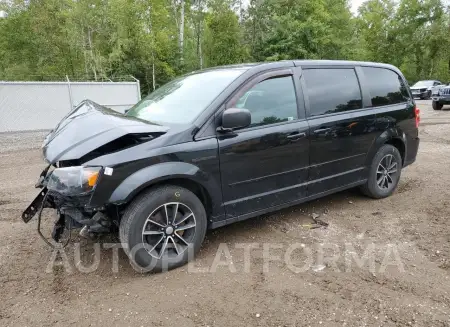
(414, 106, 420, 128)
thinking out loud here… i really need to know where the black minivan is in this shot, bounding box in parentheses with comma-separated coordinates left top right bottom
(22, 60, 420, 271)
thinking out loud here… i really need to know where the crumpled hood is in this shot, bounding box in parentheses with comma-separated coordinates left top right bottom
(43, 100, 169, 164)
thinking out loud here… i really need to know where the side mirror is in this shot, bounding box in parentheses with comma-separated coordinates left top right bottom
(220, 108, 251, 131)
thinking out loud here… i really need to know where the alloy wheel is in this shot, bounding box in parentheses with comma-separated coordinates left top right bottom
(141, 202, 196, 259)
(376, 154, 398, 190)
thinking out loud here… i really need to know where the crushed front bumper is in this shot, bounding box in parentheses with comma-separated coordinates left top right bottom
(22, 188, 51, 223)
(22, 185, 92, 224)
(21, 167, 114, 245)
(411, 90, 429, 98)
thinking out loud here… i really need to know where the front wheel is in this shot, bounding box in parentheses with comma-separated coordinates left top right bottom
(119, 185, 207, 273)
(432, 101, 443, 110)
(360, 144, 402, 199)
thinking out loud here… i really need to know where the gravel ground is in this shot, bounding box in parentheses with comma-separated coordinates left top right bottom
(1, 100, 450, 327)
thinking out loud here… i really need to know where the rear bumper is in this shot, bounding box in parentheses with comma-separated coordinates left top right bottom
(404, 136, 419, 168)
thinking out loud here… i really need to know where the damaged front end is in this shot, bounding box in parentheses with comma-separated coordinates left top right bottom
(22, 165, 115, 246)
(21, 100, 169, 247)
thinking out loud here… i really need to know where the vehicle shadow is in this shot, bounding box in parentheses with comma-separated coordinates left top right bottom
(70, 188, 366, 275)
(203, 187, 366, 245)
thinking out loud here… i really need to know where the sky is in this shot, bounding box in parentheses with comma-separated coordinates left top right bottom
(350, 0, 450, 14)
(0, 0, 449, 18)
(239, 0, 372, 15)
(241, 0, 450, 15)
(351, 0, 366, 14)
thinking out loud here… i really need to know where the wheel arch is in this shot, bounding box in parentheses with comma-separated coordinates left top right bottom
(108, 162, 220, 221)
(136, 178, 214, 221)
(366, 129, 407, 167)
(384, 138, 406, 165)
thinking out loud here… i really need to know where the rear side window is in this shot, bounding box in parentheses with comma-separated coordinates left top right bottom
(303, 68, 363, 117)
(362, 67, 410, 107)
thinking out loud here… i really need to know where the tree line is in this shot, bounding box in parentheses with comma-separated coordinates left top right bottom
(0, 0, 449, 95)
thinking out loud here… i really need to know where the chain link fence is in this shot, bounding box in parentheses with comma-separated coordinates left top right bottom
(0, 78, 141, 132)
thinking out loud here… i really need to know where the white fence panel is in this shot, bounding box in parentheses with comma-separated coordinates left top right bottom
(0, 80, 141, 132)
(69, 82, 140, 112)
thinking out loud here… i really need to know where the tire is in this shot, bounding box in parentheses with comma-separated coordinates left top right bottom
(360, 144, 402, 199)
(119, 185, 207, 273)
(426, 90, 432, 100)
(432, 101, 443, 110)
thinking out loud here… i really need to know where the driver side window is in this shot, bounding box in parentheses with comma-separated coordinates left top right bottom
(235, 76, 298, 128)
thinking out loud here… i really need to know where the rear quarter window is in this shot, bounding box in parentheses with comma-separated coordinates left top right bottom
(362, 67, 410, 107)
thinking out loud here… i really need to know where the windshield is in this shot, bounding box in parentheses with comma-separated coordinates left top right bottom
(412, 80, 433, 88)
(126, 69, 245, 124)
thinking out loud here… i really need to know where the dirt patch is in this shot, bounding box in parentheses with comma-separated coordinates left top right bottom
(1, 101, 450, 327)
(396, 177, 422, 194)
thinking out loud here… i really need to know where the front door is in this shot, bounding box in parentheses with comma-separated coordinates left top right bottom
(218, 68, 310, 218)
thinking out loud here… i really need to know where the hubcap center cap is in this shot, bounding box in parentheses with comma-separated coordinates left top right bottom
(165, 226, 174, 235)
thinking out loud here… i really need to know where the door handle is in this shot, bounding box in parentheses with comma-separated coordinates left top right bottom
(314, 128, 331, 134)
(287, 132, 306, 140)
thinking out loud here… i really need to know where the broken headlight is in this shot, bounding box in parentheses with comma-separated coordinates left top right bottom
(47, 166, 101, 195)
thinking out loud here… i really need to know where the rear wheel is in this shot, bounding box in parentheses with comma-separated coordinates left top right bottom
(360, 144, 402, 199)
(119, 185, 207, 272)
(432, 101, 443, 110)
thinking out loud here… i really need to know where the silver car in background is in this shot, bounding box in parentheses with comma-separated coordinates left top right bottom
(410, 80, 443, 99)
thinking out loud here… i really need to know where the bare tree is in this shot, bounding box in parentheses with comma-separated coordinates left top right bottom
(193, 0, 204, 69)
